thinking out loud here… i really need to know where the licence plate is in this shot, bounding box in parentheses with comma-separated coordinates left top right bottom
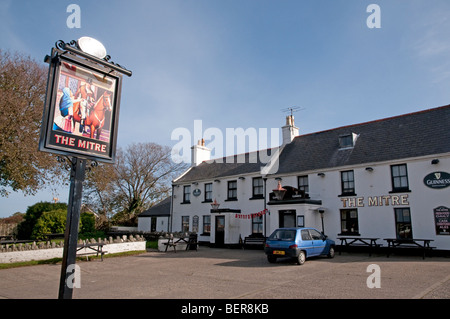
(273, 250, 285, 255)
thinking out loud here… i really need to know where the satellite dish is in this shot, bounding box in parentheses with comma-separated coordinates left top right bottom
(77, 37, 107, 59)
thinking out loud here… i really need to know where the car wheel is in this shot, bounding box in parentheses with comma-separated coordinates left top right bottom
(267, 255, 277, 263)
(328, 246, 335, 258)
(296, 250, 306, 265)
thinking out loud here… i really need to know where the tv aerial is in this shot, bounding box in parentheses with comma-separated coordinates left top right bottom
(281, 106, 305, 117)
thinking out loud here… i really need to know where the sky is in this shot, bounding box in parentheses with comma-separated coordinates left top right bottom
(1, 0, 450, 217)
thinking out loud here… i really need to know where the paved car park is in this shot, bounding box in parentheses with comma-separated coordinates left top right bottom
(0, 246, 449, 299)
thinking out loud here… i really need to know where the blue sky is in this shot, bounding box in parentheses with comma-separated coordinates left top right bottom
(1, 0, 450, 217)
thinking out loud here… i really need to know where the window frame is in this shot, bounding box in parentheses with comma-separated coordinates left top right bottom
(204, 183, 212, 202)
(227, 180, 238, 201)
(182, 185, 191, 203)
(202, 215, 211, 235)
(340, 170, 356, 196)
(390, 164, 410, 193)
(297, 175, 309, 198)
(394, 208, 413, 239)
(252, 177, 264, 199)
(339, 209, 360, 235)
(181, 216, 189, 232)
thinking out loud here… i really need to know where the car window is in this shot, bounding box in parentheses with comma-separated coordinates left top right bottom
(309, 229, 323, 240)
(301, 229, 312, 240)
(269, 229, 296, 241)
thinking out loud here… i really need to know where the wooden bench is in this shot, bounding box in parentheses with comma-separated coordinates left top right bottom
(243, 236, 266, 249)
(384, 238, 435, 260)
(337, 237, 382, 256)
(76, 243, 107, 261)
(164, 235, 178, 252)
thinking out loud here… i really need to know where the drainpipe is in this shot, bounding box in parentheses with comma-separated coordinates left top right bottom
(170, 184, 174, 232)
(263, 177, 267, 238)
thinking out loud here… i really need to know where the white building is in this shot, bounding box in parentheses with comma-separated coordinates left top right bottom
(170, 105, 450, 251)
(138, 197, 171, 232)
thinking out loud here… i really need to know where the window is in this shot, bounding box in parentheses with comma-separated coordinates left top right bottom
(339, 133, 358, 149)
(340, 209, 359, 235)
(192, 215, 199, 233)
(204, 183, 212, 202)
(183, 185, 191, 203)
(339, 135, 353, 148)
(395, 208, 412, 239)
(252, 215, 263, 234)
(309, 228, 323, 240)
(341, 170, 355, 195)
(202, 215, 211, 235)
(297, 175, 309, 198)
(301, 229, 312, 240)
(297, 215, 305, 227)
(181, 216, 189, 232)
(391, 164, 410, 192)
(227, 180, 237, 200)
(252, 177, 264, 198)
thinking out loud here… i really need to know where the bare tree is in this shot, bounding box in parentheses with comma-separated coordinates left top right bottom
(85, 142, 187, 224)
(0, 50, 65, 196)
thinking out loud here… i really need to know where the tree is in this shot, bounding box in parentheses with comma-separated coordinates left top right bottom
(16, 201, 68, 239)
(0, 50, 65, 196)
(84, 142, 187, 225)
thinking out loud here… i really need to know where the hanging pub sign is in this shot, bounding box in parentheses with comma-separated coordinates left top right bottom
(434, 206, 450, 235)
(39, 39, 131, 163)
(423, 172, 450, 189)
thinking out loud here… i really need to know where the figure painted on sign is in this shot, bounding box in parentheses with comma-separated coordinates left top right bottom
(74, 78, 96, 133)
(53, 87, 81, 133)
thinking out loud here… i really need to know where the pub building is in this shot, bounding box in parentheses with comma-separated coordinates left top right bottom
(168, 105, 450, 252)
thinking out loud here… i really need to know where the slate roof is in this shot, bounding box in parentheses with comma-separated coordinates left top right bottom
(174, 149, 275, 183)
(139, 197, 171, 217)
(174, 105, 450, 183)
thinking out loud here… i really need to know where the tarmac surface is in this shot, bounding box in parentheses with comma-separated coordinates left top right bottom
(0, 246, 449, 300)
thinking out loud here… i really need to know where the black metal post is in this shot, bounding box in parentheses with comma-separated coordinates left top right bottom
(263, 178, 267, 238)
(58, 157, 86, 299)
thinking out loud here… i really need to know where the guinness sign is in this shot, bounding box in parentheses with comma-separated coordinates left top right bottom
(423, 172, 450, 189)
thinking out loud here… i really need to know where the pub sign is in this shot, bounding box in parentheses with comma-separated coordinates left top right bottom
(39, 43, 124, 163)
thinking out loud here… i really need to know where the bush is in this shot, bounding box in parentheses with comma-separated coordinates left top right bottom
(17, 202, 68, 239)
(80, 212, 95, 234)
(31, 209, 83, 240)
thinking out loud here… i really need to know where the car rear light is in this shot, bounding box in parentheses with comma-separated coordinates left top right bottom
(289, 244, 298, 249)
(265, 243, 270, 248)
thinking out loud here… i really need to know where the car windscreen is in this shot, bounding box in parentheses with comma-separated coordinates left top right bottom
(268, 229, 296, 241)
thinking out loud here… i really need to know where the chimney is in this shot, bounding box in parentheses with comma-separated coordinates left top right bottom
(282, 115, 299, 145)
(191, 138, 211, 166)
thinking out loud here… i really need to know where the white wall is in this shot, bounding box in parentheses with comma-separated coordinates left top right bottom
(172, 155, 450, 250)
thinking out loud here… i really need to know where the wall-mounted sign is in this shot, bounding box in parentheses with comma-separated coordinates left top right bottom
(193, 189, 201, 197)
(434, 206, 450, 235)
(39, 48, 123, 163)
(424, 172, 450, 189)
(340, 194, 409, 208)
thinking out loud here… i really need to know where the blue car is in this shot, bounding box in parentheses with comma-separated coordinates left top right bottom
(264, 227, 335, 265)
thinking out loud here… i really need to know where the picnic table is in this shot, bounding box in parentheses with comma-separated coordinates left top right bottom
(76, 242, 106, 261)
(384, 238, 435, 260)
(337, 237, 381, 256)
(164, 234, 198, 252)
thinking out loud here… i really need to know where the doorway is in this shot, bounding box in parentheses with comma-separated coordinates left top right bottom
(215, 216, 225, 246)
(279, 210, 296, 228)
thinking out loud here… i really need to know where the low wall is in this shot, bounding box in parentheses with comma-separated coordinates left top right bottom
(0, 235, 146, 264)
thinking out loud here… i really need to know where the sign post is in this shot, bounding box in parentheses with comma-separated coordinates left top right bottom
(39, 38, 131, 299)
(58, 157, 85, 299)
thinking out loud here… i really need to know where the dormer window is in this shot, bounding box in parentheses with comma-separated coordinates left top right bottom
(339, 133, 359, 149)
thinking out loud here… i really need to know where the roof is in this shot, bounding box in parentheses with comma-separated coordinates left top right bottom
(276, 104, 450, 175)
(174, 104, 450, 183)
(175, 149, 275, 183)
(139, 197, 171, 217)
